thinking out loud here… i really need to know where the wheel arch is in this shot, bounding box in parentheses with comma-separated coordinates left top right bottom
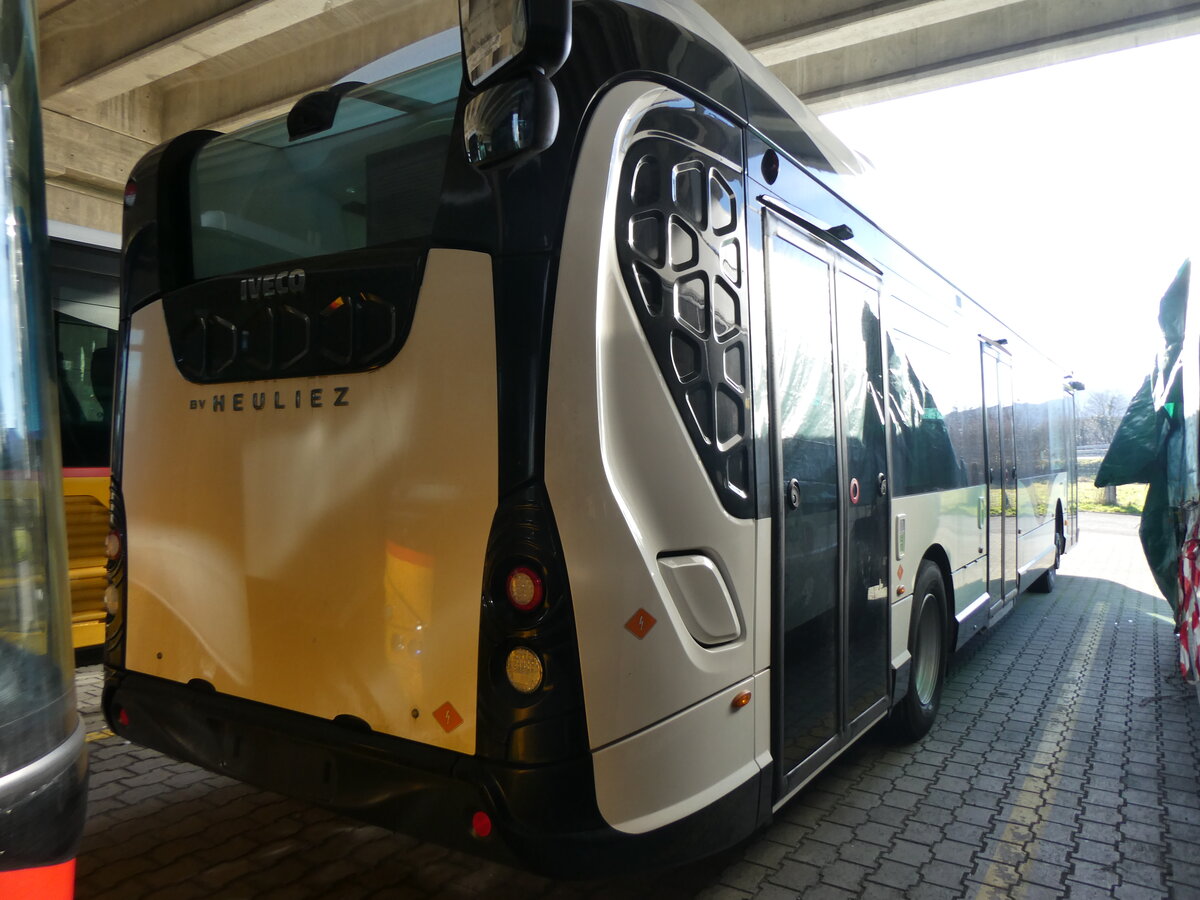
(918, 544, 956, 650)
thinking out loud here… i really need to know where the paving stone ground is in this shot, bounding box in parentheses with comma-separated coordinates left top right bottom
(73, 513, 1200, 898)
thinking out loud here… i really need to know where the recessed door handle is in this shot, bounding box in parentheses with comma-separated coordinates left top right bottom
(786, 478, 800, 510)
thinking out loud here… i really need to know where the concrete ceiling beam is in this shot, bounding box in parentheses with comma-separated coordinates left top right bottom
(158, 0, 452, 136)
(45, 182, 123, 235)
(699, 0, 1028, 66)
(42, 110, 154, 192)
(775, 0, 1200, 112)
(40, 0, 376, 111)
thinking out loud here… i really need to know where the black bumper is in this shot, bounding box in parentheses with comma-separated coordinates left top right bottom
(104, 669, 764, 877)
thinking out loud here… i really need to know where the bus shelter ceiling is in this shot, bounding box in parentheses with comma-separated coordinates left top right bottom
(38, 0, 1200, 236)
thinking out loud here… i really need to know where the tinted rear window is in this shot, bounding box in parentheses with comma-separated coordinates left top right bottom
(190, 55, 461, 279)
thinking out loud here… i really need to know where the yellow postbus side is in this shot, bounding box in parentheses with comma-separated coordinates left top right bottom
(62, 470, 109, 648)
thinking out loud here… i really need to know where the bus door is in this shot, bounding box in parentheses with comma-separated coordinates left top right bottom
(764, 213, 890, 800)
(982, 343, 1018, 610)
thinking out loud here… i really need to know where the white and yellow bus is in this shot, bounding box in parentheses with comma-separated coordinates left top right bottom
(104, 0, 1079, 873)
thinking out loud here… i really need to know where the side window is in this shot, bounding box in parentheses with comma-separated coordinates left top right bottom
(886, 294, 985, 496)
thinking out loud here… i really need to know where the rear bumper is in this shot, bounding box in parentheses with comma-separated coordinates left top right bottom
(104, 668, 763, 877)
(0, 718, 88, 872)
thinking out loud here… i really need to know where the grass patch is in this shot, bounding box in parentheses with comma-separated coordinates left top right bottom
(1076, 479, 1146, 515)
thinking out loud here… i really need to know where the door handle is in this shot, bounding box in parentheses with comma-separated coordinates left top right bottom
(786, 478, 801, 510)
(877, 473, 888, 498)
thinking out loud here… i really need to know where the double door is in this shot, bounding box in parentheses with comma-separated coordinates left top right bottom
(765, 215, 890, 798)
(982, 345, 1018, 609)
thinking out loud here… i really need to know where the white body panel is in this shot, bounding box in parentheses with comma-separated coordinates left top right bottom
(890, 487, 987, 656)
(545, 83, 760, 825)
(122, 249, 497, 752)
(1016, 470, 1071, 574)
(591, 676, 758, 833)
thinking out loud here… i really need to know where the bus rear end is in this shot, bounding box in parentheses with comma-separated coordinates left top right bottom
(102, 28, 653, 866)
(106, 45, 511, 826)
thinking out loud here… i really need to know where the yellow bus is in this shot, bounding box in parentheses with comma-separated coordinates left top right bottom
(49, 235, 119, 649)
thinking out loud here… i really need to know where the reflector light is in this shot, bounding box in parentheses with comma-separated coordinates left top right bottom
(471, 810, 493, 839)
(505, 646, 543, 693)
(105, 531, 121, 560)
(505, 565, 543, 611)
(123, 179, 137, 208)
(103, 585, 120, 616)
(117, 707, 130, 727)
(731, 691, 752, 710)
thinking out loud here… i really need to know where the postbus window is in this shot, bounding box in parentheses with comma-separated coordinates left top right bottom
(48, 239, 119, 470)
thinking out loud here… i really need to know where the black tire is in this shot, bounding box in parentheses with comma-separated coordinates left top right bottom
(1029, 525, 1062, 594)
(890, 562, 947, 743)
(1029, 566, 1056, 594)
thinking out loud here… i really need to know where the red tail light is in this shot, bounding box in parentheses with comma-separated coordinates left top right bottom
(505, 565, 544, 612)
(471, 810, 492, 838)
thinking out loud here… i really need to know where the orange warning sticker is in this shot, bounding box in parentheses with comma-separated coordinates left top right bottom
(433, 702, 463, 733)
(625, 608, 656, 639)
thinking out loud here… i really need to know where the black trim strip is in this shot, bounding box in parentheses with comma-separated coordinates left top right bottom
(758, 195, 882, 276)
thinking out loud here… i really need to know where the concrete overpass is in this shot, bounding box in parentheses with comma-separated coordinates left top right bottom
(37, 0, 1200, 236)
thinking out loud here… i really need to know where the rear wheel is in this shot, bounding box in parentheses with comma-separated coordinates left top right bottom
(890, 562, 947, 743)
(1029, 523, 1063, 594)
(1029, 566, 1056, 593)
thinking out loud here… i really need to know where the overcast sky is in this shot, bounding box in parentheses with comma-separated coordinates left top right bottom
(820, 33, 1200, 401)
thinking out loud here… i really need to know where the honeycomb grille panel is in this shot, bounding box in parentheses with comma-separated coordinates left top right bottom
(616, 135, 753, 518)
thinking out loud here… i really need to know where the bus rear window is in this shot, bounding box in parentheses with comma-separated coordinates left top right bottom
(190, 54, 461, 279)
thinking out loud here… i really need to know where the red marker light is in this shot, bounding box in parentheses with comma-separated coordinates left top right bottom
(123, 179, 137, 208)
(471, 811, 492, 838)
(505, 566, 543, 612)
(117, 707, 130, 727)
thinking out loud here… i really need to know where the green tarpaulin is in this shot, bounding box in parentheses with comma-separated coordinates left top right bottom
(1096, 261, 1191, 609)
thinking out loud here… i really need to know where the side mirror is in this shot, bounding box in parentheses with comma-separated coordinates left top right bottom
(464, 74, 559, 168)
(458, 0, 571, 90)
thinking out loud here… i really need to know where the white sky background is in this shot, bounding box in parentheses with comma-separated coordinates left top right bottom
(820, 33, 1200, 401)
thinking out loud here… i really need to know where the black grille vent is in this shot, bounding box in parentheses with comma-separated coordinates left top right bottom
(615, 135, 754, 518)
(162, 248, 423, 384)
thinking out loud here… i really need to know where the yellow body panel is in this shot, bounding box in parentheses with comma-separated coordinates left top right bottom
(121, 250, 497, 752)
(63, 477, 111, 649)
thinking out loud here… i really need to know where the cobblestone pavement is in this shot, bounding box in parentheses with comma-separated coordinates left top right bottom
(74, 513, 1200, 898)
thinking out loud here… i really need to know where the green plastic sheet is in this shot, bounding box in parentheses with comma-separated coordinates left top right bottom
(1096, 260, 1191, 610)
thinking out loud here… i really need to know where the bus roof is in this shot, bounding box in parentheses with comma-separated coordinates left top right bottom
(333, 0, 864, 177)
